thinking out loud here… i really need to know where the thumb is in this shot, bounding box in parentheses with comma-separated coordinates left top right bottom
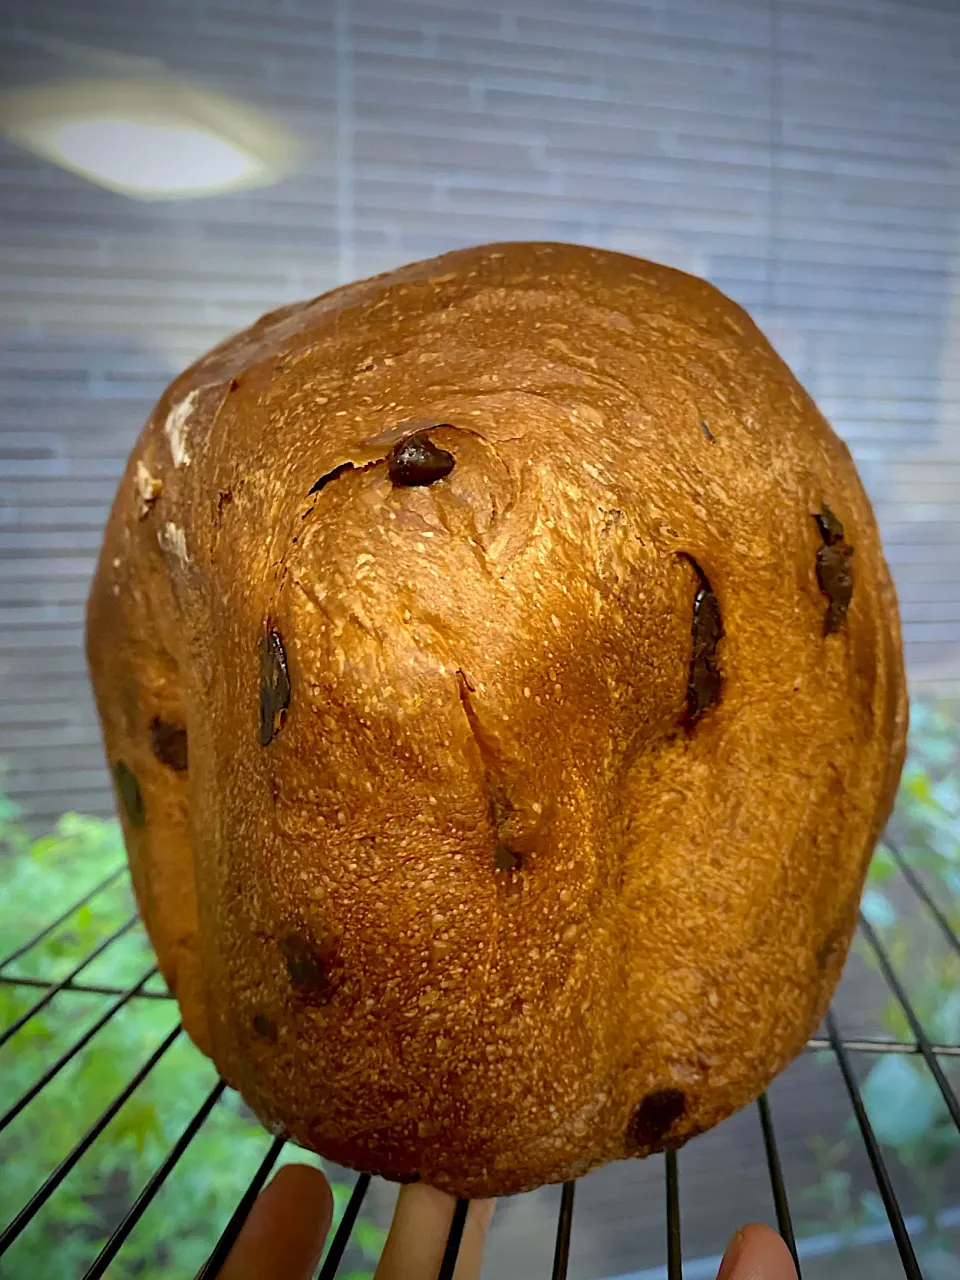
(717, 1224, 798, 1280)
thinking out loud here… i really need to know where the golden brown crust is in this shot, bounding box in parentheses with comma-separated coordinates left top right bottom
(86, 242, 907, 1197)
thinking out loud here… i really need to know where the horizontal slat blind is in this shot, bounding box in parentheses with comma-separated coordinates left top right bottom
(2, 0, 959, 828)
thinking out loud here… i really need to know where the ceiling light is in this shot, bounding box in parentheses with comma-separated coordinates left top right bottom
(0, 76, 299, 200)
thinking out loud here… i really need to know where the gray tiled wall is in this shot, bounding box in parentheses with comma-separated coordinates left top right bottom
(2, 0, 959, 828)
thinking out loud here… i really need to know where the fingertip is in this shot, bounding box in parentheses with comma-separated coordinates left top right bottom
(270, 1161, 336, 1217)
(717, 1223, 797, 1280)
(220, 1161, 334, 1280)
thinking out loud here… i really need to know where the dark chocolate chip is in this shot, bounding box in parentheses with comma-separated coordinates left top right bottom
(686, 563, 723, 721)
(229, 377, 240, 392)
(816, 543, 854, 636)
(388, 433, 456, 487)
(309, 461, 355, 495)
(252, 1013, 277, 1043)
(700, 420, 716, 443)
(279, 932, 338, 1000)
(259, 628, 291, 746)
(494, 845, 522, 872)
(148, 718, 188, 772)
(625, 1088, 687, 1151)
(113, 761, 145, 828)
(814, 504, 844, 547)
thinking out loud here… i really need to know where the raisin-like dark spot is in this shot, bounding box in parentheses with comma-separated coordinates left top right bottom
(279, 932, 338, 1000)
(494, 845, 522, 872)
(813, 507, 854, 634)
(113, 761, 145, 828)
(700, 420, 716, 443)
(252, 1013, 277, 1042)
(229, 377, 240, 392)
(685, 562, 723, 721)
(217, 490, 233, 517)
(309, 461, 355, 495)
(259, 628, 291, 746)
(625, 1088, 687, 1151)
(814, 504, 844, 547)
(148, 718, 188, 772)
(816, 543, 854, 636)
(280, 935, 322, 984)
(388, 433, 456, 487)
(489, 793, 511, 829)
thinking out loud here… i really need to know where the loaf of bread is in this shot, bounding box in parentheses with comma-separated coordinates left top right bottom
(86, 242, 907, 1198)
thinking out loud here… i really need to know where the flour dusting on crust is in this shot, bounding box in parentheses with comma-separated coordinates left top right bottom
(164, 389, 199, 467)
(158, 522, 189, 565)
(134, 462, 163, 519)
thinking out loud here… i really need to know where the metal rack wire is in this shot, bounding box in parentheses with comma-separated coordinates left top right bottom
(0, 835, 956, 1280)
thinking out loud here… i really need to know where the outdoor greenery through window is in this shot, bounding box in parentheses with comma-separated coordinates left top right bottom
(0, 782, 385, 1280)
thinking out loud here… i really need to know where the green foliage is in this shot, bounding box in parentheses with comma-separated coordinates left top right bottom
(798, 697, 960, 1264)
(893, 699, 960, 890)
(0, 786, 385, 1278)
(798, 1135, 889, 1245)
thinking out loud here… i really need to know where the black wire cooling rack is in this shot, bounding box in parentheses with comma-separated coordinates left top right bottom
(0, 836, 957, 1280)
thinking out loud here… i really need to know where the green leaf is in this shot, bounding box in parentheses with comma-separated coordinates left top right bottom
(861, 888, 898, 929)
(353, 1218, 389, 1256)
(905, 770, 934, 804)
(929, 990, 960, 1044)
(112, 1097, 164, 1154)
(861, 1056, 945, 1148)
(932, 777, 960, 817)
(859, 1189, 887, 1224)
(867, 844, 898, 885)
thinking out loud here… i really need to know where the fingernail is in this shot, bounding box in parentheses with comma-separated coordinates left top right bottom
(716, 1229, 745, 1280)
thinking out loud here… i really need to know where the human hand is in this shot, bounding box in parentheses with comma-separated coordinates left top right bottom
(218, 1163, 494, 1280)
(218, 1163, 797, 1279)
